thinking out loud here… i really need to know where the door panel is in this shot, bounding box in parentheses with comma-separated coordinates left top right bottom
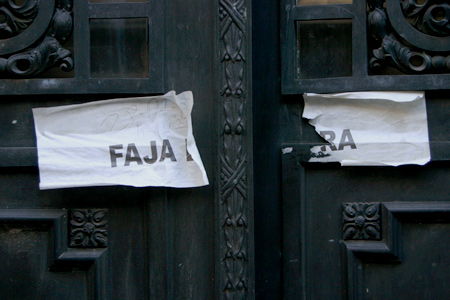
(0, 92, 215, 299)
(0, 216, 90, 300)
(279, 84, 450, 300)
(0, 0, 219, 297)
(362, 222, 450, 299)
(0, 167, 151, 300)
(253, 0, 450, 297)
(282, 154, 450, 299)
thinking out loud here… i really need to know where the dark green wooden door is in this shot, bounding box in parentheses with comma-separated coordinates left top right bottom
(0, 0, 239, 298)
(253, 0, 450, 298)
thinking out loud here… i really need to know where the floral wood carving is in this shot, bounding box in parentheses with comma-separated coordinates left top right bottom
(0, 0, 73, 77)
(343, 203, 381, 240)
(69, 209, 108, 248)
(368, 0, 450, 74)
(219, 0, 249, 298)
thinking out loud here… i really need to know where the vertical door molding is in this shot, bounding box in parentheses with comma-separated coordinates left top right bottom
(216, 0, 254, 298)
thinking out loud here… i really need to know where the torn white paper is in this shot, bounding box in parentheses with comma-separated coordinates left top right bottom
(302, 92, 430, 166)
(33, 91, 209, 189)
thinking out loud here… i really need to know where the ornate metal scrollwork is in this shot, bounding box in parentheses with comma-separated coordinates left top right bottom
(0, 0, 73, 78)
(69, 209, 108, 248)
(368, 0, 450, 74)
(343, 203, 381, 240)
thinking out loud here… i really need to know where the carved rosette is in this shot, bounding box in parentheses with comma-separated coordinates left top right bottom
(219, 0, 249, 298)
(0, 0, 73, 77)
(343, 203, 381, 240)
(368, 0, 450, 74)
(69, 209, 108, 248)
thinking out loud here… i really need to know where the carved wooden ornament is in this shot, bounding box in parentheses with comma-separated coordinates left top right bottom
(343, 203, 381, 240)
(369, 0, 450, 74)
(0, 0, 73, 77)
(69, 209, 108, 248)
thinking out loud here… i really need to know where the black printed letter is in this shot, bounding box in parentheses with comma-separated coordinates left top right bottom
(125, 143, 143, 166)
(160, 139, 177, 162)
(185, 138, 193, 161)
(338, 129, 357, 150)
(320, 131, 337, 151)
(144, 141, 158, 164)
(109, 144, 123, 168)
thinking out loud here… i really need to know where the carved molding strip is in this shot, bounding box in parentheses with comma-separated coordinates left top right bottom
(369, 0, 450, 74)
(343, 202, 381, 240)
(69, 209, 108, 248)
(218, 0, 250, 298)
(0, 0, 73, 77)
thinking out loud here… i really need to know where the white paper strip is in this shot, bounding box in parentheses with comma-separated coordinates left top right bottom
(33, 91, 209, 189)
(302, 91, 431, 166)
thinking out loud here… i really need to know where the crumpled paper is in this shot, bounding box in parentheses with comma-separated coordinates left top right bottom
(33, 91, 209, 189)
(302, 91, 430, 166)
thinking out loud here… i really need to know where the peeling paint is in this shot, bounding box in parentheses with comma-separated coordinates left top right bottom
(282, 147, 293, 154)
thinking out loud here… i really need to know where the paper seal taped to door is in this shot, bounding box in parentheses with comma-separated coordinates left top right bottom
(302, 92, 431, 166)
(33, 91, 209, 190)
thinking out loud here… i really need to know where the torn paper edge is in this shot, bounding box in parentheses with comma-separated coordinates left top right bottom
(303, 91, 431, 166)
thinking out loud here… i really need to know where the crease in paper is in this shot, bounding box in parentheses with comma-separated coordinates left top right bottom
(33, 91, 209, 189)
(302, 91, 431, 166)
